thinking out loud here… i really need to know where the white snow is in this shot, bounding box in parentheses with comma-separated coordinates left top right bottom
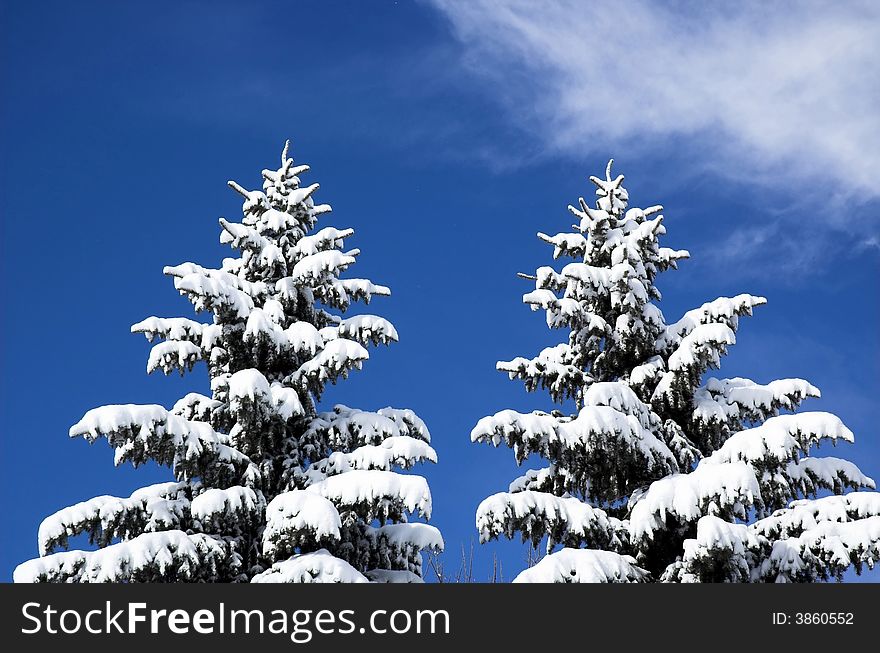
(302, 436, 437, 484)
(472, 404, 676, 472)
(131, 316, 208, 342)
(628, 355, 665, 387)
(171, 393, 221, 421)
(284, 321, 324, 355)
(537, 231, 588, 259)
(262, 491, 342, 558)
(293, 226, 354, 258)
(471, 409, 559, 448)
(224, 369, 305, 420)
(656, 294, 766, 352)
(762, 516, 880, 581)
(219, 219, 286, 270)
(37, 482, 190, 556)
(190, 486, 260, 527)
(243, 310, 325, 357)
(291, 338, 369, 385)
(512, 548, 647, 583)
(342, 278, 390, 296)
(165, 263, 263, 319)
(147, 340, 201, 375)
(251, 549, 368, 584)
(782, 456, 874, 494)
(306, 470, 432, 519)
(508, 467, 553, 493)
(696, 515, 758, 556)
(305, 405, 431, 452)
(705, 412, 855, 467)
(560, 262, 613, 295)
(270, 382, 304, 420)
(366, 523, 444, 552)
(14, 531, 228, 583)
(290, 250, 356, 284)
(365, 569, 424, 583)
(337, 314, 399, 345)
(666, 323, 736, 372)
(228, 368, 271, 404)
(476, 491, 623, 548)
(68, 404, 252, 481)
(673, 515, 762, 582)
(754, 492, 880, 539)
(628, 461, 761, 542)
(582, 381, 663, 431)
(497, 343, 587, 399)
(693, 376, 820, 426)
(376, 407, 431, 443)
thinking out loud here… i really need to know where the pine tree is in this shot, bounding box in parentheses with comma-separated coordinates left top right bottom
(472, 161, 880, 583)
(15, 142, 442, 583)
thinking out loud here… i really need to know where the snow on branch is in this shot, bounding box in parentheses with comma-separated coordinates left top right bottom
(628, 461, 761, 543)
(132, 317, 222, 376)
(497, 343, 591, 404)
(146, 340, 202, 375)
(472, 405, 678, 502)
(537, 231, 588, 260)
(69, 404, 258, 488)
(252, 549, 368, 584)
(521, 288, 609, 332)
(290, 250, 357, 286)
(131, 316, 212, 343)
(754, 493, 880, 542)
(651, 323, 740, 412)
(293, 226, 354, 259)
(288, 338, 369, 393)
(304, 405, 431, 456)
(656, 294, 766, 353)
(665, 515, 764, 583)
(243, 308, 324, 357)
(300, 436, 437, 485)
(305, 470, 432, 522)
(776, 456, 874, 501)
(171, 393, 222, 422)
(760, 516, 880, 582)
(692, 376, 820, 432)
(336, 314, 399, 346)
(262, 491, 342, 561)
(225, 368, 305, 422)
(14, 531, 234, 583)
(190, 486, 262, 534)
(365, 523, 444, 554)
(164, 262, 265, 319)
(704, 412, 855, 469)
(476, 490, 627, 552)
(512, 548, 647, 583)
(365, 569, 423, 583)
(310, 278, 391, 311)
(38, 482, 192, 556)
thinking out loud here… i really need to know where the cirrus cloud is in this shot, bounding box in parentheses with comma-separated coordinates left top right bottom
(428, 0, 880, 205)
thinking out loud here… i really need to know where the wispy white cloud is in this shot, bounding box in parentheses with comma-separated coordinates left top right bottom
(428, 0, 880, 200)
(429, 0, 880, 194)
(428, 0, 880, 276)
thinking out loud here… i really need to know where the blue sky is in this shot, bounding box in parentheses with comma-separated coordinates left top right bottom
(1, 0, 878, 582)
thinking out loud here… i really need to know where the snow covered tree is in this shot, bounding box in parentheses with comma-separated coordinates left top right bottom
(15, 142, 442, 583)
(473, 161, 880, 583)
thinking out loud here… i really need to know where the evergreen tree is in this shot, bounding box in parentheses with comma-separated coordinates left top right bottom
(15, 142, 442, 583)
(473, 161, 880, 582)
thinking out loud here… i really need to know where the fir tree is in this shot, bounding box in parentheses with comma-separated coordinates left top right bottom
(15, 142, 442, 583)
(473, 161, 880, 582)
